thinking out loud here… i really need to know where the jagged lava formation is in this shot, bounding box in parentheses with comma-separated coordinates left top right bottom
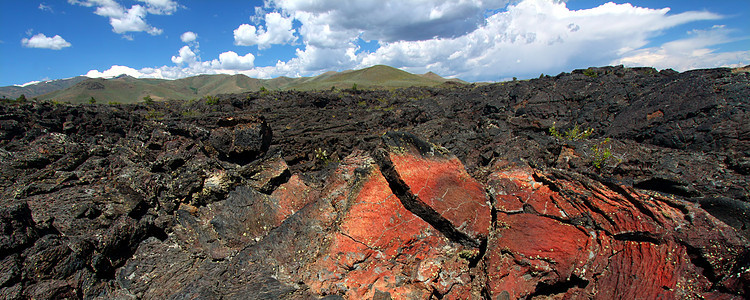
(1, 66, 749, 299)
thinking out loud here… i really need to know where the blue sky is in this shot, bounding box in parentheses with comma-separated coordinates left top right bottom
(1, 0, 748, 86)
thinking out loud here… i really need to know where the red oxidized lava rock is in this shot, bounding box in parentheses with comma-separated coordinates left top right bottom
(301, 152, 479, 299)
(377, 131, 491, 243)
(484, 160, 749, 299)
(298, 133, 748, 299)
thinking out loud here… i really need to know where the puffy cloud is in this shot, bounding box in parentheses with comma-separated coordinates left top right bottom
(211, 51, 256, 70)
(69, 0, 179, 36)
(91, 46, 255, 80)
(83, 0, 747, 83)
(264, 0, 507, 65)
(86, 65, 145, 78)
(171, 46, 198, 65)
(180, 31, 198, 43)
(615, 26, 750, 71)
(21, 33, 71, 50)
(273, 0, 510, 46)
(354, 0, 726, 80)
(234, 12, 297, 49)
(110, 5, 163, 35)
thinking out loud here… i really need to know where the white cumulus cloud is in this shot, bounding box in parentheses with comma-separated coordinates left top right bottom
(68, 0, 179, 36)
(80, 0, 748, 83)
(234, 12, 297, 49)
(211, 51, 256, 70)
(21, 33, 71, 50)
(86, 65, 145, 78)
(273, 0, 510, 46)
(180, 31, 198, 43)
(615, 25, 750, 71)
(171, 46, 198, 65)
(353, 0, 726, 80)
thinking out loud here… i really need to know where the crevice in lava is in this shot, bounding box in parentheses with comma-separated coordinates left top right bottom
(612, 231, 662, 245)
(600, 180, 663, 226)
(680, 242, 719, 284)
(532, 171, 619, 230)
(527, 274, 589, 298)
(373, 148, 481, 248)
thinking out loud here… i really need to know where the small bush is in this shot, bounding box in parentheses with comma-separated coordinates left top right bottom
(143, 95, 154, 104)
(204, 95, 219, 105)
(145, 109, 164, 120)
(259, 86, 270, 97)
(591, 138, 613, 169)
(583, 68, 598, 78)
(181, 110, 199, 117)
(549, 123, 594, 141)
(314, 147, 335, 167)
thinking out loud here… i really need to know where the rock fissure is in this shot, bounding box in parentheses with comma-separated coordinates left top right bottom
(528, 274, 590, 298)
(612, 231, 662, 245)
(601, 180, 664, 226)
(372, 148, 482, 248)
(339, 231, 378, 252)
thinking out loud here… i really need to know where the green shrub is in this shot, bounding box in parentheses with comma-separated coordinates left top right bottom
(583, 68, 598, 78)
(143, 95, 154, 104)
(549, 123, 594, 141)
(204, 95, 219, 105)
(88, 97, 97, 104)
(259, 86, 270, 97)
(591, 138, 613, 169)
(145, 109, 164, 120)
(181, 110, 199, 117)
(314, 147, 334, 167)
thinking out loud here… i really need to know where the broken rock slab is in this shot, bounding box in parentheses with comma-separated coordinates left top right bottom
(374, 131, 492, 247)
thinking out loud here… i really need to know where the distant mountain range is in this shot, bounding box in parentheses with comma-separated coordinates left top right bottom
(0, 65, 466, 104)
(0, 76, 88, 100)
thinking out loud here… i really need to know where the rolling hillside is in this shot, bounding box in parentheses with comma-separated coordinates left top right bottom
(31, 65, 463, 104)
(0, 76, 88, 99)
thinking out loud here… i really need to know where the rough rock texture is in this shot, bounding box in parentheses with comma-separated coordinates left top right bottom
(0, 66, 748, 299)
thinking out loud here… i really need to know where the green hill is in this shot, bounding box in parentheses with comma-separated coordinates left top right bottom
(36, 65, 464, 104)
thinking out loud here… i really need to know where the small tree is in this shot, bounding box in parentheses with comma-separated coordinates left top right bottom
(143, 95, 154, 104)
(259, 86, 270, 97)
(89, 96, 97, 104)
(16, 94, 27, 102)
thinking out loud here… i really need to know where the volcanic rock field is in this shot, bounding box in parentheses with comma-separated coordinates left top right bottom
(1, 66, 749, 299)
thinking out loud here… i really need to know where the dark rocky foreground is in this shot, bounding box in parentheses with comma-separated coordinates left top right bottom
(1, 66, 749, 299)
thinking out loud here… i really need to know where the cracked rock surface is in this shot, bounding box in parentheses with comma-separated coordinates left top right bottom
(1, 66, 749, 299)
